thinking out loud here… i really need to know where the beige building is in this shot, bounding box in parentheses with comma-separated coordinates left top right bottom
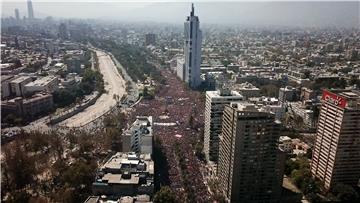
(311, 89, 360, 190)
(203, 89, 243, 162)
(9, 76, 32, 96)
(25, 76, 59, 94)
(233, 82, 260, 99)
(1, 93, 54, 120)
(217, 103, 284, 203)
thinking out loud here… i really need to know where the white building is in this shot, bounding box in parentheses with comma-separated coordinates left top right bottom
(25, 76, 59, 94)
(279, 136, 293, 153)
(122, 116, 153, 155)
(288, 101, 315, 128)
(176, 57, 185, 81)
(204, 89, 243, 162)
(184, 4, 202, 89)
(248, 96, 285, 121)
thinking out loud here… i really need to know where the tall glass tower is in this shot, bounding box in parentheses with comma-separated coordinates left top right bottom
(184, 4, 202, 89)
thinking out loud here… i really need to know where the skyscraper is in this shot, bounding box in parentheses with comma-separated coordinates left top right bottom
(184, 3, 202, 89)
(27, 0, 34, 19)
(217, 103, 284, 203)
(311, 90, 360, 190)
(203, 89, 243, 163)
(14, 9, 20, 20)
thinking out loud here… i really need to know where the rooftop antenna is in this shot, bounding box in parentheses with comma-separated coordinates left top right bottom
(191, 3, 194, 16)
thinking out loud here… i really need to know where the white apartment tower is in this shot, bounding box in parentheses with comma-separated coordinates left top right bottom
(184, 4, 202, 89)
(204, 89, 243, 163)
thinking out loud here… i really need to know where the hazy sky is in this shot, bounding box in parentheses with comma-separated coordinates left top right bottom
(2, 0, 359, 27)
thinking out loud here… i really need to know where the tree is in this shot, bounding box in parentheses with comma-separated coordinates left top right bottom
(2, 142, 36, 190)
(153, 186, 177, 203)
(6, 189, 30, 203)
(306, 148, 313, 159)
(284, 159, 300, 176)
(60, 160, 96, 193)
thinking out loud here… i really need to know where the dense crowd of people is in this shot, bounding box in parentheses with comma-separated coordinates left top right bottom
(130, 70, 210, 202)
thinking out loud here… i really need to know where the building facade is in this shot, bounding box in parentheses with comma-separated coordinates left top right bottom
(9, 76, 32, 97)
(24, 76, 59, 94)
(217, 103, 284, 203)
(203, 89, 243, 162)
(1, 93, 54, 120)
(279, 86, 297, 103)
(184, 4, 202, 89)
(122, 116, 153, 155)
(311, 90, 360, 190)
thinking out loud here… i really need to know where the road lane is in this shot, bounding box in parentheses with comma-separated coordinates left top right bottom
(59, 50, 126, 127)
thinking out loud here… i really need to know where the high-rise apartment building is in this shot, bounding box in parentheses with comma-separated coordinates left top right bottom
(311, 90, 360, 190)
(218, 103, 284, 203)
(27, 0, 34, 19)
(184, 4, 202, 89)
(204, 89, 243, 162)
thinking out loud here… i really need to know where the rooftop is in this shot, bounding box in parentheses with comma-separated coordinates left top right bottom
(98, 152, 154, 182)
(10, 76, 31, 84)
(207, 90, 243, 98)
(25, 76, 57, 87)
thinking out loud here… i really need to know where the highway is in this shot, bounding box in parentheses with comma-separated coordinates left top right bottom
(59, 49, 126, 127)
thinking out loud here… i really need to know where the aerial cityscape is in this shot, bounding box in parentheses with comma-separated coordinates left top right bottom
(1, 0, 360, 203)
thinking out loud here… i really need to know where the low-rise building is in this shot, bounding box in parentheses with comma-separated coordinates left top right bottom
(122, 116, 153, 155)
(9, 76, 32, 96)
(25, 76, 59, 94)
(300, 87, 316, 102)
(248, 96, 285, 121)
(288, 101, 315, 128)
(1, 93, 53, 119)
(92, 152, 154, 198)
(1, 75, 15, 99)
(279, 86, 298, 103)
(84, 194, 151, 203)
(279, 136, 293, 153)
(233, 82, 260, 99)
(292, 138, 310, 155)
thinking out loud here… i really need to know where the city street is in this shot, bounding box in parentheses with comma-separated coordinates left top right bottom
(59, 50, 126, 127)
